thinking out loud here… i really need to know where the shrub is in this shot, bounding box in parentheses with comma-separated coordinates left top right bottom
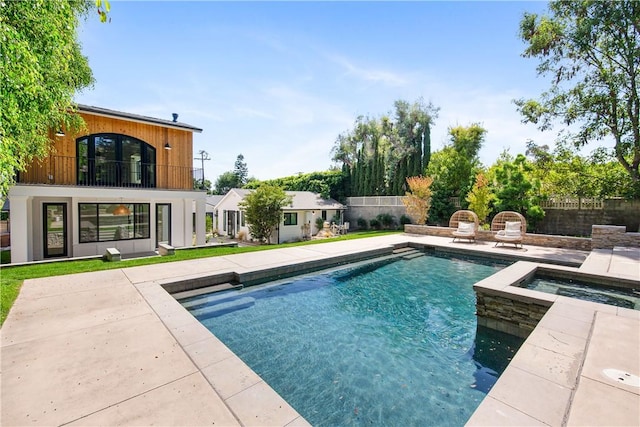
(376, 213, 395, 229)
(315, 217, 325, 231)
(357, 217, 368, 230)
(369, 218, 381, 229)
(399, 214, 412, 226)
(237, 230, 247, 241)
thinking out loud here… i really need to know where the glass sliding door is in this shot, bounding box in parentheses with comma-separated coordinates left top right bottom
(156, 204, 171, 247)
(43, 203, 67, 258)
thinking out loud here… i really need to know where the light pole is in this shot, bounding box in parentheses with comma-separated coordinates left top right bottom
(194, 150, 210, 189)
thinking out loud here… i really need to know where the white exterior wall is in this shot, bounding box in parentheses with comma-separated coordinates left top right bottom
(214, 191, 250, 239)
(8, 185, 206, 263)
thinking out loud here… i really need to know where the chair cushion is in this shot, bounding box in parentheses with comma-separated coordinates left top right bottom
(457, 221, 474, 233)
(504, 221, 522, 237)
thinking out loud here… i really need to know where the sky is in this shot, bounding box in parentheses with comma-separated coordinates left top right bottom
(76, 1, 556, 183)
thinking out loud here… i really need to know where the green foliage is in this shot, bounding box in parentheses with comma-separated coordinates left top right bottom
(238, 184, 292, 244)
(376, 213, 395, 229)
(244, 170, 345, 201)
(205, 214, 213, 233)
(369, 218, 381, 230)
(492, 154, 545, 229)
(1, 0, 95, 197)
(357, 217, 368, 230)
(315, 217, 325, 231)
(516, 1, 640, 195)
(331, 98, 439, 196)
(426, 124, 486, 224)
(399, 214, 412, 226)
(214, 171, 240, 194)
(233, 154, 248, 186)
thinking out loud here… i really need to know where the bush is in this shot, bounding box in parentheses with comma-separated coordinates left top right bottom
(376, 213, 395, 229)
(399, 214, 412, 226)
(357, 217, 368, 230)
(315, 217, 325, 231)
(369, 218, 381, 229)
(237, 230, 247, 241)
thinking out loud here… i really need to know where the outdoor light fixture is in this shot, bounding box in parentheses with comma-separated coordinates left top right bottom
(55, 129, 65, 137)
(112, 200, 131, 216)
(164, 142, 172, 150)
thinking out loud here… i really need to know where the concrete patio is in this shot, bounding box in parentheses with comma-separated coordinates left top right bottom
(1, 234, 638, 426)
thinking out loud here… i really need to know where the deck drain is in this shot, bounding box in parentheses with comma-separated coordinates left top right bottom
(603, 369, 640, 387)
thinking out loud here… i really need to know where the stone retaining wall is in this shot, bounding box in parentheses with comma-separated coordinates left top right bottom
(404, 224, 592, 250)
(475, 291, 551, 338)
(591, 225, 640, 249)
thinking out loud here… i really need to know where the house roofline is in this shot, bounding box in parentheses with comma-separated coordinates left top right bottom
(77, 104, 203, 133)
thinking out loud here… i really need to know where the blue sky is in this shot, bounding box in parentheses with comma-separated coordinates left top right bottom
(76, 1, 554, 183)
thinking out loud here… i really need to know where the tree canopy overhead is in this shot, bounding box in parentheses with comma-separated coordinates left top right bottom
(515, 0, 640, 197)
(1, 0, 96, 197)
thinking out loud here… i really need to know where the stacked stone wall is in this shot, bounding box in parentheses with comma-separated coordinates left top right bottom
(591, 225, 640, 249)
(404, 225, 592, 250)
(475, 291, 550, 338)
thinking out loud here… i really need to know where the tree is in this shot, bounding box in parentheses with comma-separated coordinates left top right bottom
(214, 171, 240, 195)
(238, 184, 292, 244)
(492, 154, 545, 230)
(515, 1, 640, 197)
(426, 123, 486, 223)
(331, 98, 438, 196)
(1, 0, 96, 197)
(466, 173, 493, 225)
(233, 154, 248, 186)
(402, 176, 434, 225)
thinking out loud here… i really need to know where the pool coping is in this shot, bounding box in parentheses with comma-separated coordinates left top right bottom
(2, 234, 638, 426)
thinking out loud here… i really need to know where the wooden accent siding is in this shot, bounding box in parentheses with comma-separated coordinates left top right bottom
(20, 112, 196, 190)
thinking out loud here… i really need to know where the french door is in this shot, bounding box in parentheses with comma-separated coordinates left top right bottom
(43, 203, 67, 258)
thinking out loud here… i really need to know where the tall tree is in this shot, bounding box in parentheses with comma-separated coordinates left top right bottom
(238, 184, 292, 244)
(515, 0, 640, 197)
(1, 0, 96, 197)
(331, 99, 438, 196)
(233, 154, 249, 186)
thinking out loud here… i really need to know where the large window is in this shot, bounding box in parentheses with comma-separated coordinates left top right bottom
(77, 134, 156, 187)
(283, 212, 297, 226)
(79, 203, 150, 243)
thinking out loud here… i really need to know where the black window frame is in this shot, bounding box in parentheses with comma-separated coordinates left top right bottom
(76, 133, 156, 187)
(79, 203, 151, 243)
(283, 212, 297, 226)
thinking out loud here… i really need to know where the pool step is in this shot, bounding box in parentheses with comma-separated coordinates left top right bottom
(190, 296, 256, 320)
(393, 247, 415, 254)
(393, 247, 425, 260)
(402, 251, 425, 260)
(173, 282, 243, 301)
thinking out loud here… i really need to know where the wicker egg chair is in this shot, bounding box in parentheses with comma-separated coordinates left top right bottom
(491, 211, 527, 248)
(449, 210, 479, 243)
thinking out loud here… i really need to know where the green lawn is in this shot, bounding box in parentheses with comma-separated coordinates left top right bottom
(0, 230, 400, 326)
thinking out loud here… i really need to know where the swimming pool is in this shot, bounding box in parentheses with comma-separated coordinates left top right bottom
(181, 252, 523, 426)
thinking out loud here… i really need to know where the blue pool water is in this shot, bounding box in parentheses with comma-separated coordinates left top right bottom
(523, 276, 640, 310)
(182, 253, 523, 426)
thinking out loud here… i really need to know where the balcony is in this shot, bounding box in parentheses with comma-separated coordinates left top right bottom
(17, 155, 205, 191)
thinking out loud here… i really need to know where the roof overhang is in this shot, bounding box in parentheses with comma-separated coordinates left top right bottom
(77, 104, 203, 133)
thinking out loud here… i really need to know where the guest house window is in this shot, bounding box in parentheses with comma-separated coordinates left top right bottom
(79, 203, 150, 243)
(283, 213, 297, 226)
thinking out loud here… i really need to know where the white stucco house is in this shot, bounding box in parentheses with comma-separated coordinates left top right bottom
(214, 189, 345, 244)
(8, 104, 207, 263)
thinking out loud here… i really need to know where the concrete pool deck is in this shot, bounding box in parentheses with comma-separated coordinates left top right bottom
(1, 234, 638, 426)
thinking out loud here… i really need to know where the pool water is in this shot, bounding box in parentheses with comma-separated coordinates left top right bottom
(182, 253, 523, 426)
(523, 277, 640, 310)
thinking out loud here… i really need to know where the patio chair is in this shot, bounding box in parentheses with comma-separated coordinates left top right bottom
(491, 211, 526, 249)
(449, 210, 479, 243)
